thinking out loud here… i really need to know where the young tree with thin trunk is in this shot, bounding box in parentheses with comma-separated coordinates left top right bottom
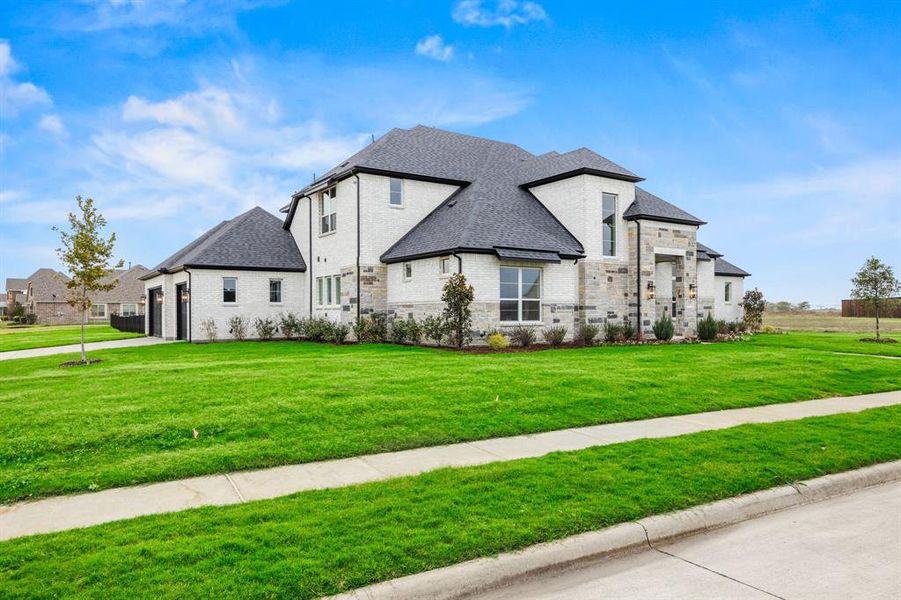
(54, 196, 124, 363)
(850, 257, 900, 341)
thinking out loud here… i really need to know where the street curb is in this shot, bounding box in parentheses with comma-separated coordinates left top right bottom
(328, 460, 901, 600)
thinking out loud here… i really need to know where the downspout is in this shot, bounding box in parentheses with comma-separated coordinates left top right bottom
(308, 195, 313, 317)
(452, 252, 462, 273)
(355, 174, 361, 324)
(186, 268, 192, 342)
(636, 220, 642, 339)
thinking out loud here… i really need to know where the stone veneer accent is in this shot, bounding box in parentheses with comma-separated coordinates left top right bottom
(577, 260, 631, 328)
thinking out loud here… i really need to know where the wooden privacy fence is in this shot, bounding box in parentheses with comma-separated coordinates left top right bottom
(110, 314, 145, 334)
(841, 298, 901, 318)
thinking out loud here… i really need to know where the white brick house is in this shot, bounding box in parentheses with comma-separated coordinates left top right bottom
(142, 126, 750, 341)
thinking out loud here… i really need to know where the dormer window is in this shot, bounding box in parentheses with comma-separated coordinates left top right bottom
(390, 178, 403, 207)
(320, 187, 337, 234)
(602, 193, 617, 257)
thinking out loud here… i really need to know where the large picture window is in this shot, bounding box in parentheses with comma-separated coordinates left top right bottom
(500, 266, 541, 322)
(120, 303, 138, 317)
(602, 192, 617, 257)
(223, 277, 237, 303)
(320, 187, 337, 234)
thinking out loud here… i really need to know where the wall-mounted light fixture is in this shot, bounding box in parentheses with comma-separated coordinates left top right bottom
(139, 294, 146, 306)
(688, 283, 697, 299)
(646, 280, 655, 300)
(155, 292, 164, 304)
(180, 288, 190, 303)
(676, 286, 684, 298)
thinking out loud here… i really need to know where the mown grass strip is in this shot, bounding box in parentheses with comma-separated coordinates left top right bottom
(1, 405, 899, 599)
(747, 331, 901, 356)
(0, 324, 142, 353)
(2, 339, 900, 503)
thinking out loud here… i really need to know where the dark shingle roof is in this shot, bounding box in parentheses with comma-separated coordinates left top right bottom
(696, 242, 723, 261)
(143, 207, 306, 279)
(517, 147, 642, 186)
(25, 269, 70, 303)
(624, 187, 706, 226)
(5, 278, 27, 292)
(714, 257, 750, 277)
(93, 266, 150, 303)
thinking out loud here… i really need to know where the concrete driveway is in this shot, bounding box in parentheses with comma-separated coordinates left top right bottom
(475, 480, 901, 600)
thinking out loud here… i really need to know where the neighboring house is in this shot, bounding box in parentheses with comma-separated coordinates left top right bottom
(141, 125, 750, 341)
(17, 265, 149, 324)
(4, 278, 27, 319)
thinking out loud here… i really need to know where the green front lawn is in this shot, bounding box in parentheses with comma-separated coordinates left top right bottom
(1, 407, 898, 599)
(2, 338, 899, 503)
(0, 324, 142, 352)
(748, 331, 901, 356)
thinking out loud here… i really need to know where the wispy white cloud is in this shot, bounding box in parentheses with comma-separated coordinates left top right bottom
(38, 114, 67, 137)
(0, 40, 52, 117)
(68, 0, 278, 32)
(415, 35, 455, 62)
(452, 0, 547, 28)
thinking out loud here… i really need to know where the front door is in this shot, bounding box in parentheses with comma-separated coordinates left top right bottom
(148, 288, 162, 337)
(175, 284, 188, 341)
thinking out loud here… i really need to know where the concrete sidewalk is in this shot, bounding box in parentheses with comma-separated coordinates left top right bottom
(0, 336, 174, 360)
(1, 390, 899, 541)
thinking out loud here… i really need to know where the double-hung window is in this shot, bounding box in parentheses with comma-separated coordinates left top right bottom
(602, 192, 617, 257)
(320, 187, 337, 234)
(403, 262, 413, 281)
(724, 282, 732, 303)
(389, 178, 403, 207)
(500, 266, 541, 322)
(316, 275, 341, 306)
(121, 303, 138, 317)
(439, 256, 452, 276)
(223, 277, 237, 303)
(90, 304, 107, 318)
(269, 279, 282, 303)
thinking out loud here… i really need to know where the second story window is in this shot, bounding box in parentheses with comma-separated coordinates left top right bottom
(602, 192, 617, 257)
(403, 262, 413, 281)
(320, 187, 337, 234)
(439, 256, 452, 276)
(223, 277, 237, 303)
(389, 178, 404, 207)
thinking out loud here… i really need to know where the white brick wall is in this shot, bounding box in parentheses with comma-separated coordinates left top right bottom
(714, 275, 744, 322)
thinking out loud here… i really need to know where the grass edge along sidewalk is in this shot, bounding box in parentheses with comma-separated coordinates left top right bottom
(1, 405, 899, 599)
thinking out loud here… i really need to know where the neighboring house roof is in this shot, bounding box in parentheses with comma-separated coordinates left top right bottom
(714, 257, 751, 277)
(143, 207, 306, 279)
(25, 268, 70, 303)
(92, 265, 150, 303)
(5, 278, 27, 292)
(696, 242, 723, 261)
(623, 187, 706, 226)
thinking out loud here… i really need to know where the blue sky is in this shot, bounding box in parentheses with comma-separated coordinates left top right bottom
(1, 0, 899, 306)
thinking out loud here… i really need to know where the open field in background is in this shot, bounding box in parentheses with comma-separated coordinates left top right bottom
(1, 407, 898, 599)
(0, 324, 143, 352)
(748, 331, 901, 356)
(1, 337, 899, 503)
(763, 312, 901, 333)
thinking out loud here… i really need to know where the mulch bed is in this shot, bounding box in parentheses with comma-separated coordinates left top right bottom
(59, 359, 103, 368)
(859, 337, 898, 344)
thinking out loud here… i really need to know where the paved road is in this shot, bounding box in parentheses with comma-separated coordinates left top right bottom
(475, 480, 901, 600)
(0, 336, 174, 360)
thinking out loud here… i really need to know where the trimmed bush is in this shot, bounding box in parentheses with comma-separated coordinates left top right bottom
(697, 313, 718, 341)
(200, 318, 217, 342)
(442, 273, 474, 348)
(354, 314, 388, 343)
(304, 318, 333, 343)
(509, 326, 537, 347)
(603, 322, 623, 343)
(279, 313, 302, 340)
(253, 317, 279, 341)
(227, 316, 248, 341)
(330, 323, 350, 344)
(422, 315, 447, 346)
(578, 323, 600, 346)
(486, 333, 510, 350)
(652, 315, 674, 341)
(543, 326, 567, 346)
(622, 321, 636, 341)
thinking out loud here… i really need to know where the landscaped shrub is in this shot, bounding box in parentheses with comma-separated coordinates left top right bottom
(604, 322, 623, 343)
(622, 321, 636, 340)
(652, 315, 674, 341)
(227, 316, 248, 341)
(422, 315, 447, 346)
(697, 313, 718, 341)
(200, 318, 217, 342)
(742, 288, 765, 332)
(279, 313, 302, 340)
(577, 323, 599, 346)
(305, 318, 335, 342)
(354, 314, 388, 343)
(442, 273, 474, 348)
(330, 323, 350, 344)
(509, 326, 537, 347)
(389, 319, 409, 344)
(254, 317, 279, 341)
(543, 326, 567, 346)
(486, 332, 510, 350)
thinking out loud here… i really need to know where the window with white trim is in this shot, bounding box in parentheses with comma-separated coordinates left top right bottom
(500, 266, 541, 322)
(120, 303, 138, 317)
(724, 281, 732, 303)
(316, 275, 341, 306)
(90, 304, 107, 318)
(389, 178, 403, 207)
(269, 279, 282, 303)
(439, 256, 452, 276)
(403, 262, 413, 281)
(223, 277, 237, 303)
(319, 187, 337, 234)
(602, 192, 617, 257)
